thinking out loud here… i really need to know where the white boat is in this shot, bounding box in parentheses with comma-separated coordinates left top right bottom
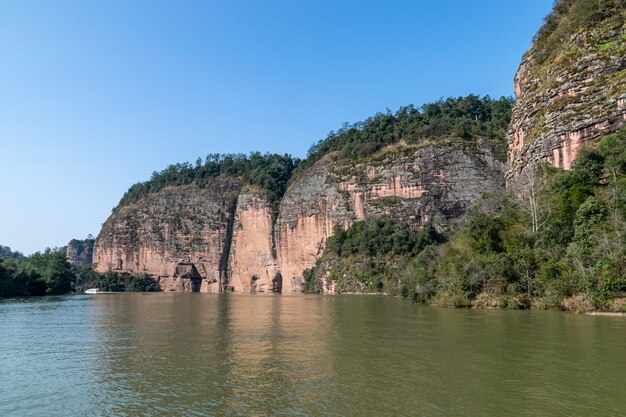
(85, 288, 101, 294)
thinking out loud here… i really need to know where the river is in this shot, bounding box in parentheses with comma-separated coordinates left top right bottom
(1, 293, 624, 416)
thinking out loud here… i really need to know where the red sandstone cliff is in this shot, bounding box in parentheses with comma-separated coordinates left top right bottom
(93, 179, 240, 292)
(274, 141, 503, 291)
(507, 15, 626, 180)
(93, 142, 503, 293)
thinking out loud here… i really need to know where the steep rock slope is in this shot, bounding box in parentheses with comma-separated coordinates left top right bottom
(93, 180, 241, 292)
(93, 141, 503, 293)
(226, 192, 278, 292)
(507, 1, 626, 179)
(275, 141, 503, 290)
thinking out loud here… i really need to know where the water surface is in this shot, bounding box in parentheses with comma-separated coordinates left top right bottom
(1, 293, 625, 416)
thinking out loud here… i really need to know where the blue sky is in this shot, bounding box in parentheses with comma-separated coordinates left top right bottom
(0, 0, 553, 254)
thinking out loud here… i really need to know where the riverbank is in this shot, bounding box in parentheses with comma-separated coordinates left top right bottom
(4, 290, 626, 318)
(586, 311, 626, 317)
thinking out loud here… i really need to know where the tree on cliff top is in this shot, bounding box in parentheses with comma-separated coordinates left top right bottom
(115, 152, 299, 210)
(292, 95, 513, 182)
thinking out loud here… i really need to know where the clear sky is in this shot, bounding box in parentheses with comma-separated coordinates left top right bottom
(0, 0, 554, 255)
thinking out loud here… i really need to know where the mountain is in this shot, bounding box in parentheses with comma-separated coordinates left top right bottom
(89, 0, 626, 306)
(92, 97, 511, 292)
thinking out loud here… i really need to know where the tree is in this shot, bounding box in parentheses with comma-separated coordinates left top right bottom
(511, 166, 552, 234)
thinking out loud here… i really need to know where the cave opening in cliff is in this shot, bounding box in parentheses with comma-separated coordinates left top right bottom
(250, 275, 261, 292)
(272, 272, 282, 293)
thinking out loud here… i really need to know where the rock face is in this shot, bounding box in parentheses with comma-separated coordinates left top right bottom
(275, 141, 503, 291)
(93, 142, 503, 292)
(507, 24, 626, 180)
(226, 192, 278, 293)
(66, 239, 94, 266)
(93, 180, 241, 292)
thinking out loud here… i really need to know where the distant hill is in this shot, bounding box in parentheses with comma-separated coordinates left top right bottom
(0, 245, 26, 261)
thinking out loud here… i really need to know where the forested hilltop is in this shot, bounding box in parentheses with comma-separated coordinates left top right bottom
(298, 95, 513, 172)
(114, 95, 512, 211)
(531, 0, 625, 64)
(115, 152, 299, 210)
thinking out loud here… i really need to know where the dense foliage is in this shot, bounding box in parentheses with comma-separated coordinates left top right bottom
(116, 152, 299, 210)
(324, 218, 444, 258)
(115, 96, 512, 210)
(73, 267, 158, 292)
(303, 219, 444, 294)
(0, 248, 75, 297)
(0, 249, 158, 298)
(295, 96, 513, 180)
(306, 129, 626, 312)
(533, 0, 626, 64)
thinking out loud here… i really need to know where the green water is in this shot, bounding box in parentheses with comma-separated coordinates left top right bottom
(1, 293, 625, 416)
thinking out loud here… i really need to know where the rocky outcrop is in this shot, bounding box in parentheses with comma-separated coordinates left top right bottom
(66, 239, 94, 266)
(93, 179, 241, 292)
(274, 157, 354, 293)
(507, 24, 626, 180)
(275, 141, 503, 290)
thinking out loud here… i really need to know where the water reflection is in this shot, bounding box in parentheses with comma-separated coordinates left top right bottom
(88, 294, 336, 416)
(1, 294, 625, 416)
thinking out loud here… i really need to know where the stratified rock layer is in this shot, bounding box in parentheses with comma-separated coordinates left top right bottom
(507, 25, 626, 180)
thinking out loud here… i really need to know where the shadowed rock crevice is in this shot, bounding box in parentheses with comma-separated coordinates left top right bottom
(174, 262, 202, 292)
(218, 197, 238, 292)
(272, 272, 283, 293)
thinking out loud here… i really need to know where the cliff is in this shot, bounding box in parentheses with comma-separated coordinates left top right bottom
(93, 140, 503, 292)
(226, 191, 278, 292)
(93, 179, 241, 292)
(275, 140, 503, 291)
(66, 239, 95, 266)
(507, 0, 626, 179)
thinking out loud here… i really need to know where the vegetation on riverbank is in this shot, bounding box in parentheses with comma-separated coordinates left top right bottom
(304, 129, 626, 313)
(303, 218, 444, 294)
(0, 248, 157, 297)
